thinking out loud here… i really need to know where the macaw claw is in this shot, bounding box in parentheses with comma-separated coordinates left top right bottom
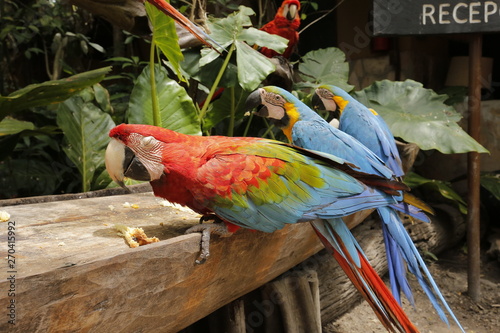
(185, 218, 233, 264)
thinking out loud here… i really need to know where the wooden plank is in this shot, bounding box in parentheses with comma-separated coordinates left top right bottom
(0, 191, 330, 332)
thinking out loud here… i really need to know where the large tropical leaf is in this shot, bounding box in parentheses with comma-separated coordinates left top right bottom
(180, 49, 239, 89)
(404, 171, 467, 214)
(297, 47, 352, 91)
(481, 173, 500, 201)
(200, 6, 288, 91)
(235, 41, 276, 91)
(57, 86, 116, 192)
(204, 84, 249, 132)
(353, 80, 489, 154)
(128, 65, 201, 135)
(0, 67, 111, 121)
(0, 118, 35, 136)
(145, 2, 184, 81)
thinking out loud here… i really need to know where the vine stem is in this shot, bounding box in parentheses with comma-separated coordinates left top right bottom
(227, 86, 235, 137)
(199, 43, 235, 121)
(149, 39, 161, 127)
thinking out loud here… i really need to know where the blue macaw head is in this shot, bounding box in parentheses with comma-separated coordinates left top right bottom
(245, 86, 318, 129)
(313, 85, 353, 116)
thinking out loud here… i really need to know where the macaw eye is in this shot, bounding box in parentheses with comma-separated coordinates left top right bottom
(270, 94, 284, 105)
(318, 88, 333, 99)
(141, 136, 156, 148)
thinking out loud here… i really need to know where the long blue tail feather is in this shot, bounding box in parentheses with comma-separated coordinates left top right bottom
(382, 221, 415, 306)
(378, 206, 466, 333)
(390, 202, 431, 223)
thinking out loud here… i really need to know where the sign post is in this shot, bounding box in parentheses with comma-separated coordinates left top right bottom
(373, 0, 491, 301)
(467, 34, 482, 302)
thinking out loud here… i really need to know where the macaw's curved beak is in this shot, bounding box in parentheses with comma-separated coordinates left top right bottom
(245, 89, 268, 117)
(105, 139, 151, 189)
(311, 92, 324, 111)
(286, 4, 299, 21)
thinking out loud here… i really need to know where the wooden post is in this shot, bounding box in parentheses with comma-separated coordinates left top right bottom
(467, 33, 482, 302)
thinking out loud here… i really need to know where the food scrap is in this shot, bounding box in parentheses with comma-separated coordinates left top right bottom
(122, 202, 139, 209)
(0, 211, 10, 222)
(115, 224, 159, 248)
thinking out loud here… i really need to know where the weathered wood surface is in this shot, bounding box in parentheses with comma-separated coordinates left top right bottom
(0, 190, 332, 332)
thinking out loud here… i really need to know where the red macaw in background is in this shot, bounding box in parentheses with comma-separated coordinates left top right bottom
(106, 123, 420, 333)
(200, 0, 301, 108)
(259, 0, 301, 58)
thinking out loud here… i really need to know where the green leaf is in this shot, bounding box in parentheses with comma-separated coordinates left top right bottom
(0, 117, 35, 136)
(238, 27, 288, 54)
(200, 6, 286, 90)
(181, 50, 238, 89)
(353, 80, 489, 154)
(298, 47, 352, 91)
(481, 173, 500, 201)
(145, 2, 184, 81)
(235, 41, 275, 91)
(0, 67, 111, 121)
(404, 171, 467, 214)
(57, 87, 116, 192)
(94, 83, 112, 113)
(128, 65, 201, 135)
(204, 84, 249, 131)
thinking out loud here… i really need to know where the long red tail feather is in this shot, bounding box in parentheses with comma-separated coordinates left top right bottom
(313, 228, 420, 333)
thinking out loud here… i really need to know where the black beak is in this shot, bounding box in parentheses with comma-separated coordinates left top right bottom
(245, 89, 270, 117)
(312, 93, 340, 120)
(245, 90, 262, 112)
(122, 147, 152, 182)
(311, 93, 325, 111)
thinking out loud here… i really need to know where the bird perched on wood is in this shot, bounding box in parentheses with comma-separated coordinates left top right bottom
(313, 85, 404, 177)
(246, 85, 465, 333)
(105, 123, 420, 333)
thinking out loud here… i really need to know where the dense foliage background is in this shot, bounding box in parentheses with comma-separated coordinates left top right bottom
(0, 0, 495, 213)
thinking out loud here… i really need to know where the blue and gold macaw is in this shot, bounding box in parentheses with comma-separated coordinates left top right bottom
(246, 86, 465, 332)
(313, 85, 404, 177)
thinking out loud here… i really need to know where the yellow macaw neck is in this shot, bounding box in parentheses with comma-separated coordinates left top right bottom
(282, 102, 300, 142)
(333, 96, 349, 115)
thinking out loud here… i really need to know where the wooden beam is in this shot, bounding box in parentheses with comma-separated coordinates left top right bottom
(0, 191, 331, 332)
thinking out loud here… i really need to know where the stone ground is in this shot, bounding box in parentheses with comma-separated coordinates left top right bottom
(326, 247, 500, 333)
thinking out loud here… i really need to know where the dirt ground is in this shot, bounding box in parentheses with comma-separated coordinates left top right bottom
(326, 247, 500, 333)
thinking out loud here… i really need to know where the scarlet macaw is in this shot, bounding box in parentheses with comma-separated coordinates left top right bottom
(105, 123, 419, 333)
(259, 0, 301, 58)
(246, 86, 465, 332)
